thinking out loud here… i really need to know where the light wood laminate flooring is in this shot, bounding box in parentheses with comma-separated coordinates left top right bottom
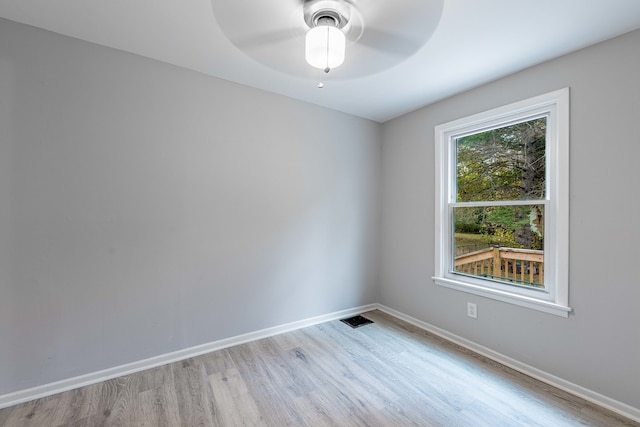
(1, 310, 637, 426)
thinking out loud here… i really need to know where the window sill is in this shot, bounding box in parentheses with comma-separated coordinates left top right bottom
(433, 276, 572, 318)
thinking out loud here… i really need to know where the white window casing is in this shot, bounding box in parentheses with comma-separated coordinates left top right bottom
(433, 88, 571, 317)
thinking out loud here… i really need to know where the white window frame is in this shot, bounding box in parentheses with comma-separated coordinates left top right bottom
(434, 88, 571, 317)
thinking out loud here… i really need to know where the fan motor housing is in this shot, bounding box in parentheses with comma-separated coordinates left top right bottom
(303, 0, 350, 30)
(312, 10, 343, 29)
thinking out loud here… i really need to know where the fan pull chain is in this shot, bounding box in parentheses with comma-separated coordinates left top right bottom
(324, 25, 331, 74)
(317, 67, 330, 88)
(318, 25, 332, 88)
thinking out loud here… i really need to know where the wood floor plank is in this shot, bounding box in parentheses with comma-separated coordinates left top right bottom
(1, 400, 49, 427)
(137, 363, 174, 393)
(208, 368, 263, 426)
(225, 340, 306, 426)
(172, 363, 215, 426)
(152, 383, 182, 427)
(1, 309, 638, 426)
(61, 415, 100, 427)
(292, 386, 371, 427)
(134, 389, 161, 427)
(0, 408, 11, 427)
(94, 375, 140, 427)
(253, 337, 319, 398)
(286, 328, 403, 411)
(310, 321, 465, 425)
(198, 349, 236, 377)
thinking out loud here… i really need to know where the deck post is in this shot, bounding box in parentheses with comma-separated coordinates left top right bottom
(493, 246, 501, 279)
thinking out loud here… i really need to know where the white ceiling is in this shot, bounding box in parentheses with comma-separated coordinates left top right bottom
(1, 0, 640, 122)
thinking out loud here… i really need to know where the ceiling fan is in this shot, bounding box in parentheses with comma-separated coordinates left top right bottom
(211, 0, 443, 80)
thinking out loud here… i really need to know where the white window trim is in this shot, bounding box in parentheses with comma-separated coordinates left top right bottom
(433, 88, 571, 317)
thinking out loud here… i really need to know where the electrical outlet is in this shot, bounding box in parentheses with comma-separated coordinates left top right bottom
(467, 302, 477, 319)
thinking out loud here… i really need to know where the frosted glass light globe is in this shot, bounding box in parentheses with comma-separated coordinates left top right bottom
(305, 25, 345, 70)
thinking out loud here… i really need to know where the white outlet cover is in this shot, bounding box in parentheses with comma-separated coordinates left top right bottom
(467, 302, 478, 319)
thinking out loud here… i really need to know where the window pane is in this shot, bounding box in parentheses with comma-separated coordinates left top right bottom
(453, 205, 545, 288)
(456, 117, 546, 202)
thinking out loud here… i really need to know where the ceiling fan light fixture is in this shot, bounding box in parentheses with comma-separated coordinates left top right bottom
(305, 17, 345, 71)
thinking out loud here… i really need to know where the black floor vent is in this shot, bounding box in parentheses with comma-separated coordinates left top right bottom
(340, 315, 374, 329)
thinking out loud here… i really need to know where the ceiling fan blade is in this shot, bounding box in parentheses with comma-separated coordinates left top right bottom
(234, 29, 298, 51)
(356, 28, 424, 57)
(212, 0, 307, 44)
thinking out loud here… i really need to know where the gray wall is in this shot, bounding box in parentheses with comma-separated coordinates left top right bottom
(380, 29, 640, 408)
(0, 18, 381, 395)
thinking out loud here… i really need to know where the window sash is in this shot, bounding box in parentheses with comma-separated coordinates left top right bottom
(449, 201, 547, 289)
(453, 115, 549, 204)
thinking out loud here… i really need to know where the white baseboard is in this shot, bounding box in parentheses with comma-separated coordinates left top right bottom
(0, 304, 377, 409)
(374, 304, 640, 424)
(3, 303, 639, 424)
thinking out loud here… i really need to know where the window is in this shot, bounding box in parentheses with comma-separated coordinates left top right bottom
(434, 88, 570, 317)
